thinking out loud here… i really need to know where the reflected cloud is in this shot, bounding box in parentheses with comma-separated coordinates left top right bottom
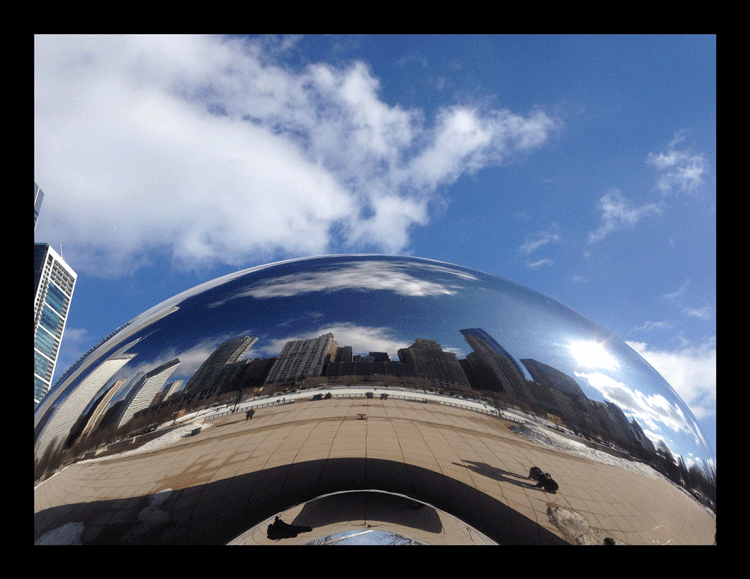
(210, 259, 478, 305)
(626, 337, 716, 423)
(574, 370, 705, 449)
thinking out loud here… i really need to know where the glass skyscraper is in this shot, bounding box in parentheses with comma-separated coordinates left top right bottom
(34, 243, 77, 407)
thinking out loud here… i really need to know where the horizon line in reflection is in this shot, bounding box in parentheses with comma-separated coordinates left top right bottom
(62, 326, 666, 471)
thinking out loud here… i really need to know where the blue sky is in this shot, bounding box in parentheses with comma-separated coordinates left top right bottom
(34, 35, 716, 457)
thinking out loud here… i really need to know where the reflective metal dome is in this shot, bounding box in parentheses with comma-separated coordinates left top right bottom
(34, 255, 715, 545)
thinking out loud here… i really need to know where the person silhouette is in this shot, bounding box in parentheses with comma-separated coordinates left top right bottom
(267, 516, 312, 540)
(528, 466, 544, 481)
(535, 472, 559, 493)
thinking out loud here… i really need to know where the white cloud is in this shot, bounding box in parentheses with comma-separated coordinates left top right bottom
(663, 278, 690, 300)
(587, 189, 662, 243)
(663, 278, 714, 321)
(519, 225, 561, 254)
(34, 35, 557, 278)
(519, 225, 560, 271)
(626, 337, 716, 422)
(646, 131, 708, 195)
(683, 304, 714, 320)
(632, 320, 673, 332)
(526, 258, 553, 270)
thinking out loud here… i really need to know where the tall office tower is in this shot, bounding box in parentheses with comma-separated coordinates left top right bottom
(33, 353, 135, 457)
(460, 328, 532, 400)
(34, 243, 77, 407)
(184, 336, 258, 393)
(520, 358, 586, 399)
(629, 417, 656, 455)
(335, 346, 353, 363)
(160, 380, 184, 403)
(34, 182, 44, 230)
(117, 359, 180, 429)
(583, 399, 619, 439)
(79, 379, 127, 440)
(603, 401, 639, 446)
(265, 333, 338, 385)
(397, 338, 471, 391)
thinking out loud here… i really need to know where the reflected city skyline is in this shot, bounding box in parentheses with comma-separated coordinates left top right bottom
(34, 255, 715, 523)
(66, 325, 662, 470)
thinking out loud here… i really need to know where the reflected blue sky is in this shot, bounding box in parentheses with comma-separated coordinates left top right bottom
(37, 255, 714, 471)
(307, 529, 422, 545)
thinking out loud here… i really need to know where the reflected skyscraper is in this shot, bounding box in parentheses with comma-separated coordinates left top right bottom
(160, 380, 184, 403)
(184, 336, 258, 393)
(265, 333, 338, 385)
(398, 338, 471, 392)
(460, 328, 531, 400)
(521, 358, 586, 399)
(78, 379, 126, 440)
(34, 353, 134, 457)
(116, 359, 181, 428)
(335, 346, 353, 363)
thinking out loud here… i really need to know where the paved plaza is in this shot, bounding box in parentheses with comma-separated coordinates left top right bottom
(34, 396, 715, 545)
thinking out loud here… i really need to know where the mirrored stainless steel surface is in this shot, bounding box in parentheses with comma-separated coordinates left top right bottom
(34, 255, 715, 544)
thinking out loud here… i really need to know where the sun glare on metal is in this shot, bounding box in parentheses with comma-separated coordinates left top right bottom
(568, 339, 617, 370)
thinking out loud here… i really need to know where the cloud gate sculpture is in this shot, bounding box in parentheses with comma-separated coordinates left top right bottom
(34, 255, 715, 545)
